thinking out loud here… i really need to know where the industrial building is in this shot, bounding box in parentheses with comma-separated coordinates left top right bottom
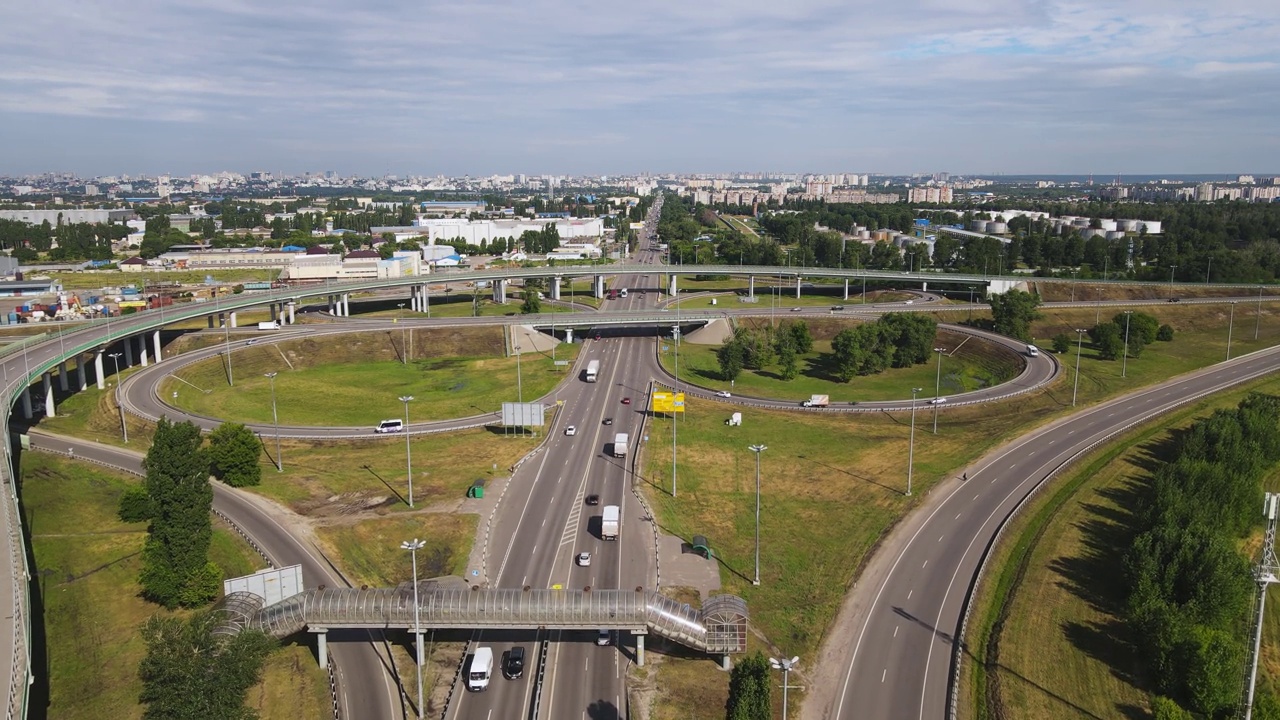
(0, 208, 134, 225)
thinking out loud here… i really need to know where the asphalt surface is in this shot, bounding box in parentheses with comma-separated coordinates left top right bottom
(22, 430, 403, 720)
(812, 339, 1280, 720)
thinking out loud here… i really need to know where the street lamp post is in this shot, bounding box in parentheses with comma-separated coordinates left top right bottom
(1257, 286, 1264, 340)
(1227, 301, 1238, 360)
(401, 538, 426, 720)
(769, 655, 800, 720)
(1168, 265, 1177, 300)
(400, 395, 415, 507)
(1072, 328, 1087, 407)
(108, 352, 127, 443)
(748, 444, 767, 586)
(223, 309, 234, 387)
(264, 372, 281, 472)
(514, 344, 523, 403)
(397, 303, 407, 365)
(1121, 311, 1132, 378)
(907, 387, 923, 496)
(932, 347, 946, 434)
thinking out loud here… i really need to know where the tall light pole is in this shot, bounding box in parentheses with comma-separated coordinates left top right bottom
(1227, 301, 1238, 360)
(401, 538, 426, 720)
(264, 372, 281, 472)
(400, 395, 415, 507)
(1205, 257, 1212, 284)
(1072, 328, 1087, 407)
(769, 655, 800, 720)
(1121, 311, 1132, 378)
(932, 347, 946, 434)
(397, 302, 407, 365)
(108, 352, 127, 443)
(1168, 264, 1177, 300)
(514, 344, 523, 403)
(907, 387, 922, 496)
(748, 444, 767, 586)
(1257, 286, 1264, 340)
(223, 309, 234, 387)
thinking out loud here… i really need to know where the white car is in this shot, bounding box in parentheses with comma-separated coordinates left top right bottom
(565, 426, 577, 436)
(929, 397, 947, 405)
(576, 552, 592, 567)
(715, 391, 732, 398)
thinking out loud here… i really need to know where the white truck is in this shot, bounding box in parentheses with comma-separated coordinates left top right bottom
(257, 321, 280, 331)
(585, 359, 600, 383)
(613, 433, 629, 458)
(467, 647, 493, 691)
(601, 505, 620, 540)
(802, 394, 830, 408)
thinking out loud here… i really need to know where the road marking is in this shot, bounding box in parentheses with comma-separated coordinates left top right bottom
(922, 560, 928, 568)
(894, 625, 899, 637)
(882, 669, 887, 683)
(907, 590, 913, 600)
(954, 513, 961, 520)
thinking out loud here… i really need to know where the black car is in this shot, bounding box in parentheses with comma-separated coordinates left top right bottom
(603, 417, 613, 425)
(504, 646, 525, 680)
(585, 494, 601, 506)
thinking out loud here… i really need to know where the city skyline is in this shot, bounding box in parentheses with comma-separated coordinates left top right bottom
(1, 1, 1277, 177)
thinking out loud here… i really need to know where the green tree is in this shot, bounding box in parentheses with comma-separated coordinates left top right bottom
(521, 290, 542, 315)
(725, 652, 771, 720)
(1150, 696, 1194, 720)
(717, 338, 746, 382)
(777, 342, 799, 381)
(1088, 322, 1125, 360)
(139, 609, 275, 720)
(788, 321, 813, 354)
(1051, 332, 1071, 354)
(208, 423, 262, 488)
(988, 289, 1041, 341)
(1158, 324, 1175, 341)
(139, 418, 218, 609)
(1180, 625, 1242, 717)
(1116, 311, 1160, 344)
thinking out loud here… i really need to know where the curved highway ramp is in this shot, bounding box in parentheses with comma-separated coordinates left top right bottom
(215, 578, 748, 655)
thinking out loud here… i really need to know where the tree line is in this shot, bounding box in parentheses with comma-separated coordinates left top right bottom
(1124, 394, 1280, 718)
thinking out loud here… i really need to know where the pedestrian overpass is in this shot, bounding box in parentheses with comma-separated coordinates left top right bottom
(214, 578, 748, 668)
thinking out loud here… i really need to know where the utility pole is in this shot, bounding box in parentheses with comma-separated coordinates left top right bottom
(1257, 286, 1264, 340)
(932, 348, 945, 434)
(401, 538, 426, 720)
(1227, 302, 1238, 360)
(108, 352, 127, 443)
(400, 395, 415, 507)
(264, 371, 281, 471)
(907, 388, 922, 496)
(1072, 328, 1086, 406)
(749, 444, 767, 586)
(1121, 311, 1132, 378)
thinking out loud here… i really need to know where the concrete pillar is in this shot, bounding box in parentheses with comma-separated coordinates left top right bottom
(550, 277, 562, 301)
(77, 357, 87, 391)
(229, 312, 238, 328)
(844, 278, 850, 301)
(153, 331, 163, 363)
(43, 373, 54, 418)
(21, 387, 32, 420)
(327, 295, 334, 314)
(493, 280, 507, 304)
(669, 274, 678, 297)
(268, 303, 277, 322)
(721, 654, 732, 671)
(311, 628, 328, 670)
(748, 276, 755, 300)
(58, 361, 69, 392)
(139, 336, 148, 367)
(217, 312, 224, 328)
(288, 302, 296, 324)
(207, 315, 215, 329)
(594, 275, 605, 299)
(922, 281, 928, 292)
(123, 338, 134, 367)
(565, 328, 573, 344)
(635, 634, 645, 667)
(95, 351, 105, 390)
(796, 276, 801, 299)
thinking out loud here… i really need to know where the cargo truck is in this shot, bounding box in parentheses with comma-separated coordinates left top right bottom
(802, 394, 829, 407)
(601, 505, 620, 540)
(613, 432, 628, 458)
(257, 321, 281, 331)
(585, 359, 600, 383)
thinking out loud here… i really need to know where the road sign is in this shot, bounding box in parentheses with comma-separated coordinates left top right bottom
(554, 360, 569, 366)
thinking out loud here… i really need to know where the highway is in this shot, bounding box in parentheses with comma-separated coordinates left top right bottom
(808, 335, 1280, 720)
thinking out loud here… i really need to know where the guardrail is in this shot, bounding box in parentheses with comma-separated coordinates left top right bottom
(2, 412, 30, 720)
(946, 346, 1280, 719)
(438, 638, 472, 720)
(528, 635, 550, 720)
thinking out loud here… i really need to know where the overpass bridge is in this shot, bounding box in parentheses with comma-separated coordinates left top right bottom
(215, 580, 748, 669)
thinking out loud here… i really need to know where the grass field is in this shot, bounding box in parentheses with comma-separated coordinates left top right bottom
(1031, 280, 1280, 303)
(47, 269, 280, 290)
(19, 452, 328, 720)
(659, 320, 1021, 402)
(161, 327, 577, 425)
(315, 514, 477, 588)
(960, 373, 1280, 720)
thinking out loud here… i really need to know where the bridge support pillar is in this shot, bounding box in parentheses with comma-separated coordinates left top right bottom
(21, 387, 32, 420)
(288, 302, 296, 324)
(341, 294, 350, 317)
(271, 303, 279, 322)
(409, 286, 418, 312)
(310, 627, 328, 670)
(422, 284, 430, 316)
(721, 654, 732, 671)
(747, 276, 754, 300)
(668, 274, 677, 297)
(207, 315, 215, 329)
(922, 282, 928, 293)
(95, 351, 105, 390)
(594, 275, 606, 299)
(43, 372, 54, 418)
(229, 312, 238, 328)
(493, 280, 507, 304)
(153, 331, 163, 363)
(635, 633, 645, 667)
(77, 357, 86, 391)
(550, 278, 561, 301)
(58, 361, 69, 392)
(123, 338, 134, 367)
(564, 328, 573, 344)
(795, 275, 801, 299)
(138, 336, 148, 368)
(844, 279, 850, 301)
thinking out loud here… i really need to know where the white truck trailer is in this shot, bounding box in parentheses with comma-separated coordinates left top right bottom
(585, 359, 600, 383)
(257, 321, 281, 331)
(613, 432, 629, 458)
(802, 394, 829, 407)
(601, 505, 620, 540)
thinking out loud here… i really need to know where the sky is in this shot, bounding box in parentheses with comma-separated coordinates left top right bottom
(1, 0, 1278, 177)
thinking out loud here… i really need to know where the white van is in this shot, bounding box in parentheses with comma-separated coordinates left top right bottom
(1025, 344, 1039, 358)
(375, 419, 404, 434)
(468, 647, 494, 691)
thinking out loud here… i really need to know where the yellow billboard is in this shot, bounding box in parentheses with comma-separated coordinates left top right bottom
(651, 391, 686, 414)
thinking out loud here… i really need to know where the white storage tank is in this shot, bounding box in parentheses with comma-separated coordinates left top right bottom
(1106, 230, 1126, 241)
(1080, 228, 1105, 239)
(987, 221, 1009, 234)
(1117, 219, 1141, 231)
(1098, 219, 1118, 232)
(1140, 220, 1163, 234)
(970, 219, 989, 232)
(1071, 218, 1091, 228)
